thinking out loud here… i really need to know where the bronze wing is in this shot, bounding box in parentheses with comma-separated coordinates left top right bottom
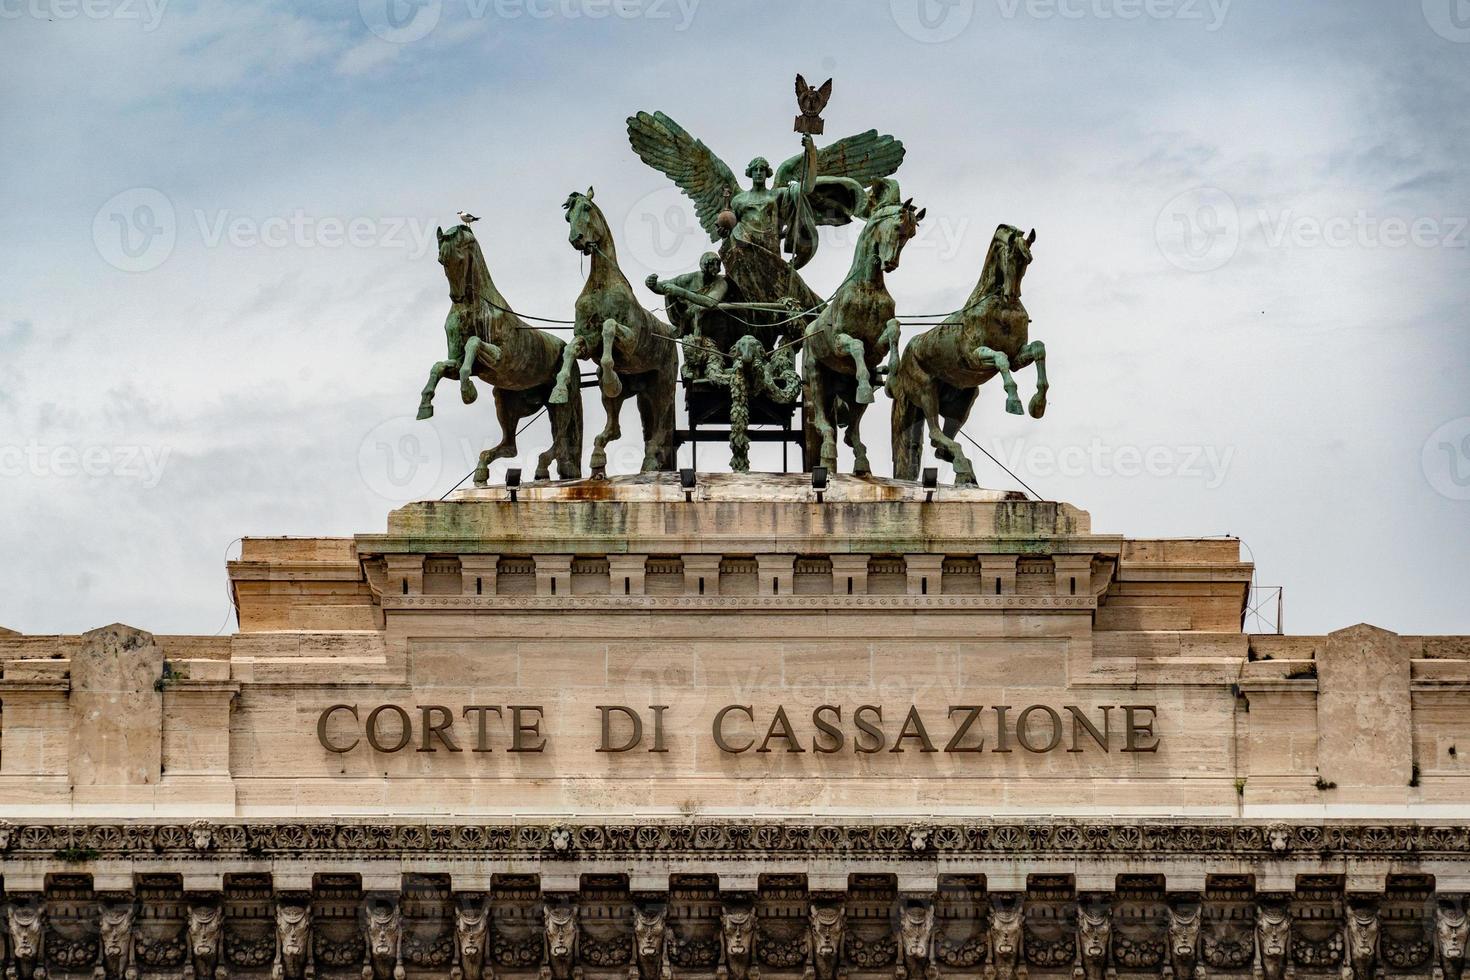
(772, 129, 905, 207)
(627, 110, 740, 243)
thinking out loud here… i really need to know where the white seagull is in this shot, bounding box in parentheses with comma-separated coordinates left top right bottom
(457, 210, 480, 224)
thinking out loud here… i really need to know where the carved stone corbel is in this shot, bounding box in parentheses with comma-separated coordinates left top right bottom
(541, 905, 582, 980)
(5, 904, 47, 980)
(984, 903, 1026, 980)
(631, 906, 672, 980)
(717, 905, 759, 980)
(1341, 907, 1378, 980)
(1437, 905, 1470, 980)
(362, 900, 405, 980)
(96, 903, 138, 980)
(1074, 906, 1114, 980)
(895, 901, 938, 980)
(272, 903, 315, 980)
(451, 901, 493, 980)
(184, 903, 226, 980)
(805, 904, 846, 980)
(1254, 904, 1292, 980)
(1164, 904, 1204, 980)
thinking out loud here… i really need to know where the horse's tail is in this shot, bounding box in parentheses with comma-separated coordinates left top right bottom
(890, 355, 926, 483)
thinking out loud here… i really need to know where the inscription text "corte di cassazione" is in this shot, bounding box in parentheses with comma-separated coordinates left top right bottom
(315, 703, 1160, 755)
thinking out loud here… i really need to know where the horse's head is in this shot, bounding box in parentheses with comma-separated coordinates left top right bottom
(437, 223, 485, 303)
(868, 198, 925, 274)
(564, 186, 607, 255)
(979, 224, 1036, 301)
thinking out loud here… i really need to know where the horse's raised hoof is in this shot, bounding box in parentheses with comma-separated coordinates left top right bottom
(548, 385, 569, 405)
(460, 378, 478, 405)
(1029, 392, 1048, 419)
(416, 403, 434, 421)
(1005, 395, 1024, 415)
(600, 369, 623, 400)
(856, 383, 875, 405)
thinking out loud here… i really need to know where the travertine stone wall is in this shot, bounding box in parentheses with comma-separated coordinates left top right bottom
(1, 476, 1466, 819)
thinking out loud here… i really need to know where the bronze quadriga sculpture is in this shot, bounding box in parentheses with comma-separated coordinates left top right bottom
(418, 223, 583, 485)
(551, 188, 679, 476)
(889, 224, 1048, 486)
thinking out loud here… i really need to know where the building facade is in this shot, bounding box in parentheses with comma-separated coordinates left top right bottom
(1, 475, 1467, 980)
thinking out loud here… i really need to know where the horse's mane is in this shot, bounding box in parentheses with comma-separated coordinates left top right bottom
(444, 225, 509, 310)
(965, 224, 1023, 307)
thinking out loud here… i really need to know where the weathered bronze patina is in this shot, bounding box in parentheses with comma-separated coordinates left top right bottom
(889, 225, 1048, 486)
(417, 223, 582, 484)
(550, 188, 679, 476)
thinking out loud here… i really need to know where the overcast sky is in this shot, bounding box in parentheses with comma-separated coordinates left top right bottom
(1, 0, 1466, 637)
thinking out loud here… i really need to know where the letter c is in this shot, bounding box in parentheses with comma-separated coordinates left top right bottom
(317, 703, 360, 753)
(712, 704, 755, 753)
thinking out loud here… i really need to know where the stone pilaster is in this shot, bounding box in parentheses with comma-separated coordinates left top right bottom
(829, 554, 869, 595)
(682, 554, 721, 596)
(1052, 555, 1093, 596)
(534, 555, 573, 597)
(459, 554, 498, 596)
(384, 555, 424, 595)
(608, 554, 648, 595)
(980, 555, 1018, 595)
(906, 554, 944, 596)
(756, 554, 795, 596)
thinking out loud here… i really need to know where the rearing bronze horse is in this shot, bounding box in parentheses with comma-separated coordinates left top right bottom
(889, 224, 1047, 486)
(550, 188, 678, 475)
(803, 196, 923, 475)
(418, 223, 582, 485)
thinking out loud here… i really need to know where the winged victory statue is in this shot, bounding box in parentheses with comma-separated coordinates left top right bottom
(626, 97, 906, 347)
